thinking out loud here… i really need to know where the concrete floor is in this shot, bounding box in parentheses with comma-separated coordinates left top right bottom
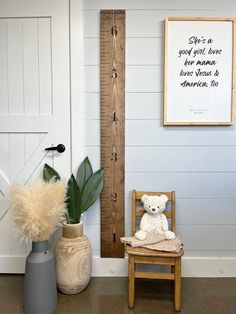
(0, 275, 236, 314)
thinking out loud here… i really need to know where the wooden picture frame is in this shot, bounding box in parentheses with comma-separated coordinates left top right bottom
(164, 17, 236, 125)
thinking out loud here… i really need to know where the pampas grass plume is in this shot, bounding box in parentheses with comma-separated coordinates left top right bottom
(10, 178, 67, 242)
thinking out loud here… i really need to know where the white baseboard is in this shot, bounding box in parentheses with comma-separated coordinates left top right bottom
(181, 257, 236, 277)
(1, 256, 236, 277)
(0, 256, 26, 273)
(91, 256, 236, 277)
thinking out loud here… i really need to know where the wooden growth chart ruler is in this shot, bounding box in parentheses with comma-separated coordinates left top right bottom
(100, 10, 125, 258)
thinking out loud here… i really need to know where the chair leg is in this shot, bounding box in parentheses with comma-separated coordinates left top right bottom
(128, 255, 135, 309)
(174, 257, 181, 312)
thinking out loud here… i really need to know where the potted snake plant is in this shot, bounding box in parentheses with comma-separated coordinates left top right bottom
(43, 157, 104, 294)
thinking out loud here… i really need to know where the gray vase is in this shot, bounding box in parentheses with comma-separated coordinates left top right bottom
(24, 240, 58, 314)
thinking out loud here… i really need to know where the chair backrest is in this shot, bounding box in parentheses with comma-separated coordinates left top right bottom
(132, 190, 176, 236)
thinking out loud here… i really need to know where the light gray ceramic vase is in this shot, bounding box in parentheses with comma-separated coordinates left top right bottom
(24, 240, 58, 314)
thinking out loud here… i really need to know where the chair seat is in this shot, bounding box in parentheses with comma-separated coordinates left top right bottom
(128, 191, 183, 311)
(126, 245, 184, 258)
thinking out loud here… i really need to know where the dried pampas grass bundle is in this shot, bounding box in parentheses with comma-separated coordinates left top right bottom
(10, 178, 67, 242)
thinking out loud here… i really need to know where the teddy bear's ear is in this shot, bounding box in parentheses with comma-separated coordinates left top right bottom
(141, 194, 148, 203)
(160, 194, 168, 203)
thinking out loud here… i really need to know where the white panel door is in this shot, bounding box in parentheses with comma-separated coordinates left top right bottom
(0, 0, 71, 272)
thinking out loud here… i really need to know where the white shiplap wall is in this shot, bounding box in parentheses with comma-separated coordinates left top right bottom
(82, 0, 236, 276)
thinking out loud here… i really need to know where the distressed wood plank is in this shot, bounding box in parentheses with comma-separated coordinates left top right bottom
(100, 10, 125, 258)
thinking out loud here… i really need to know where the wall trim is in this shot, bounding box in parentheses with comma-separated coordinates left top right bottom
(0, 256, 26, 273)
(70, 0, 85, 170)
(92, 256, 236, 277)
(3, 256, 236, 277)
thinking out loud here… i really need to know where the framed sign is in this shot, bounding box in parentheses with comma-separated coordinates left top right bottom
(164, 17, 236, 125)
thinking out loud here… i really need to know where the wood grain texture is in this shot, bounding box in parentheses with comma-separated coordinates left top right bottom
(128, 254, 135, 308)
(100, 10, 125, 258)
(175, 257, 182, 311)
(135, 271, 174, 280)
(126, 190, 183, 311)
(55, 223, 92, 294)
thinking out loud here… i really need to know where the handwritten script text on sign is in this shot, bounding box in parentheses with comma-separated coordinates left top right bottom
(178, 36, 222, 88)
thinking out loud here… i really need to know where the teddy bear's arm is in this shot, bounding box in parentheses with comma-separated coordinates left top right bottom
(140, 213, 149, 231)
(160, 214, 176, 240)
(135, 213, 149, 240)
(160, 214, 169, 232)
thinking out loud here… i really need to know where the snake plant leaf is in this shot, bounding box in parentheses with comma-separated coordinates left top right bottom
(43, 164, 61, 182)
(76, 156, 93, 192)
(81, 168, 104, 212)
(67, 174, 82, 224)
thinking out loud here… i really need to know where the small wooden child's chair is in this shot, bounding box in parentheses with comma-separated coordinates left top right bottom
(126, 190, 184, 311)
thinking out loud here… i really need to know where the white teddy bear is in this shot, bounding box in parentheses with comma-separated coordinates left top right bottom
(135, 194, 176, 241)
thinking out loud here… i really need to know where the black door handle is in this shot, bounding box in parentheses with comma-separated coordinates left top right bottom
(45, 144, 66, 153)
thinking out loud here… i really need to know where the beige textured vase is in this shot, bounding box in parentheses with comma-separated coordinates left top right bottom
(54, 222, 92, 294)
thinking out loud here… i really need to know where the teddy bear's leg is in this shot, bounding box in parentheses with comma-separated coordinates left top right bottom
(164, 230, 176, 240)
(135, 229, 148, 241)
